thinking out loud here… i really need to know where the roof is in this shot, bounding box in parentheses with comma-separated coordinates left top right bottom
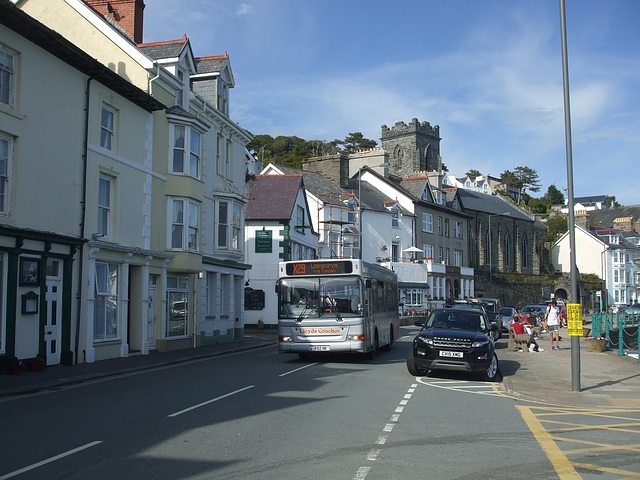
(588, 205, 640, 229)
(264, 164, 348, 206)
(245, 175, 303, 221)
(194, 54, 228, 74)
(138, 35, 189, 60)
(1, 3, 164, 112)
(456, 189, 535, 221)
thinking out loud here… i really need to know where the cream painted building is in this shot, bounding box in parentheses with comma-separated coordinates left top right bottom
(16, 0, 252, 362)
(1, 4, 167, 368)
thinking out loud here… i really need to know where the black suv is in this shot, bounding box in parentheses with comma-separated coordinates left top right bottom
(407, 308, 499, 381)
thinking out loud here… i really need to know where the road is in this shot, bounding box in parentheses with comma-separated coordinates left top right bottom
(0, 326, 609, 479)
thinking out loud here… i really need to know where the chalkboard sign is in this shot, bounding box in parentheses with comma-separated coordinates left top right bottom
(245, 287, 265, 310)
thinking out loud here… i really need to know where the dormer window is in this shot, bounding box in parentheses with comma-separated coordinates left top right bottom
(392, 208, 399, 228)
(609, 235, 619, 244)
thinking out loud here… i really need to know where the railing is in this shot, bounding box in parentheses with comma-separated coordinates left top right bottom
(590, 312, 640, 362)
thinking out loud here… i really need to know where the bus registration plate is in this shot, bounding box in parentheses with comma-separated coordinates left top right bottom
(310, 345, 330, 352)
(439, 351, 463, 358)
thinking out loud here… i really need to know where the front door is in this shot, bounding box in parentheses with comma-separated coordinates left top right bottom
(146, 285, 157, 350)
(45, 270, 62, 365)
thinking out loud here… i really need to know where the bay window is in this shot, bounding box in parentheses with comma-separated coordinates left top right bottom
(171, 124, 201, 179)
(170, 197, 200, 252)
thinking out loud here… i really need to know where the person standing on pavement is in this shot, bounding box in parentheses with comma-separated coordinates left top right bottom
(545, 299, 561, 350)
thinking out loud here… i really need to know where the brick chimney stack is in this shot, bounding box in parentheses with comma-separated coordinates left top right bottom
(84, 0, 145, 44)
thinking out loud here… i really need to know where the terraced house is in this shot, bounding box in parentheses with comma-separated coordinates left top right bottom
(4, 0, 251, 367)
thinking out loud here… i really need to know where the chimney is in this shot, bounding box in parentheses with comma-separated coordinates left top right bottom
(84, 0, 145, 44)
(575, 209, 589, 230)
(302, 154, 350, 188)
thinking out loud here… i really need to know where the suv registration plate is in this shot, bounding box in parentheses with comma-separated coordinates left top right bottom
(310, 345, 330, 352)
(439, 351, 463, 358)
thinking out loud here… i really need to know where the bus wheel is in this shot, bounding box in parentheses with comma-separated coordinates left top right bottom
(365, 331, 379, 360)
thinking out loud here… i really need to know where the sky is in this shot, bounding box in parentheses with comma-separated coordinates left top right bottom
(143, 0, 640, 206)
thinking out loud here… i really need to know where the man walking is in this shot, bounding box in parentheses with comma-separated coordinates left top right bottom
(545, 299, 561, 350)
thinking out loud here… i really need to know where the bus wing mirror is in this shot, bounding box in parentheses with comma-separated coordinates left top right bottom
(365, 279, 372, 289)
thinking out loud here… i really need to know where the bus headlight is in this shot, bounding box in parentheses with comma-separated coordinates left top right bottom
(278, 336, 292, 342)
(349, 335, 366, 341)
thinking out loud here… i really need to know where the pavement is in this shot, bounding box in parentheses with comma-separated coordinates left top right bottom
(497, 320, 640, 408)
(2, 324, 639, 408)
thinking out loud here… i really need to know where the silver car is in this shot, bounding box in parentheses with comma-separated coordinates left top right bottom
(501, 307, 517, 332)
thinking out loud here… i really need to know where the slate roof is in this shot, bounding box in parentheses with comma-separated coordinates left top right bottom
(245, 175, 303, 221)
(588, 205, 640, 229)
(138, 36, 188, 60)
(194, 55, 227, 74)
(588, 226, 640, 252)
(456, 189, 536, 222)
(266, 164, 347, 206)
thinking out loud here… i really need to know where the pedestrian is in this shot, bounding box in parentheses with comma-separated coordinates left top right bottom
(521, 315, 543, 352)
(545, 299, 561, 350)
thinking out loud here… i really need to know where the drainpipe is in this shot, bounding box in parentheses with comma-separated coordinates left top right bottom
(74, 77, 92, 363)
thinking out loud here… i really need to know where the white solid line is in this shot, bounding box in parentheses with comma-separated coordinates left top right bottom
(168, 385, 255, 417)
(0, 441, 102, 480)
(279, 362, 318, 377)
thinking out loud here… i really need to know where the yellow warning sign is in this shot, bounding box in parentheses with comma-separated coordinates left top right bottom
(567, 303, 583, 336)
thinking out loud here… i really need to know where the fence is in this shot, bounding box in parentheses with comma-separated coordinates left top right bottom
(590, 312, 640, 362)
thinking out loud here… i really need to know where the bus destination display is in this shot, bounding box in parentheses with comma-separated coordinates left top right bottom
(286, 261, 353, 276)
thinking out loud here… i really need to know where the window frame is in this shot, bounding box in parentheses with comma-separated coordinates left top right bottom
(94, 261, 119, 342)
(97, 174, 112, 238)
(166, 275, 189, 338)
(169, 197, 200, 252)
(0, 132, 12, 214)
(422, 213, 433, 233)
(100, 104, 116, 151)
(0, 46, 15, 109)
(170, 124, 201, 179)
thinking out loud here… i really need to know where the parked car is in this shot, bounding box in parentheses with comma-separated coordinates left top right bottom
(451, 301, 501, 341)
(479, 298, 503, 340)
(406, 308, 500, 381)
(501, 307, 517, 332)
(521, 305, 548, 326)
(623, 303, 640, 318)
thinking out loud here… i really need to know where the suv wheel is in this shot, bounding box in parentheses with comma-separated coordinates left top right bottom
(483, 353, 499, 381)
(406, 349, 427, 376)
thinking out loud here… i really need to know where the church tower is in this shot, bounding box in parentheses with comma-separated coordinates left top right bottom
(381, 118, 441, 178)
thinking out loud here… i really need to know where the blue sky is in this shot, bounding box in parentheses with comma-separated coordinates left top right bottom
(143, 1, 639, 206)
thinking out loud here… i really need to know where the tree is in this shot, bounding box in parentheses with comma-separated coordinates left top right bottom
(466, 169, 482, 179)
(501, 166, 541, 204)
(546, 212, 568, 243)
(337, 132, 378, 154)
(543, 184, 565, 206)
